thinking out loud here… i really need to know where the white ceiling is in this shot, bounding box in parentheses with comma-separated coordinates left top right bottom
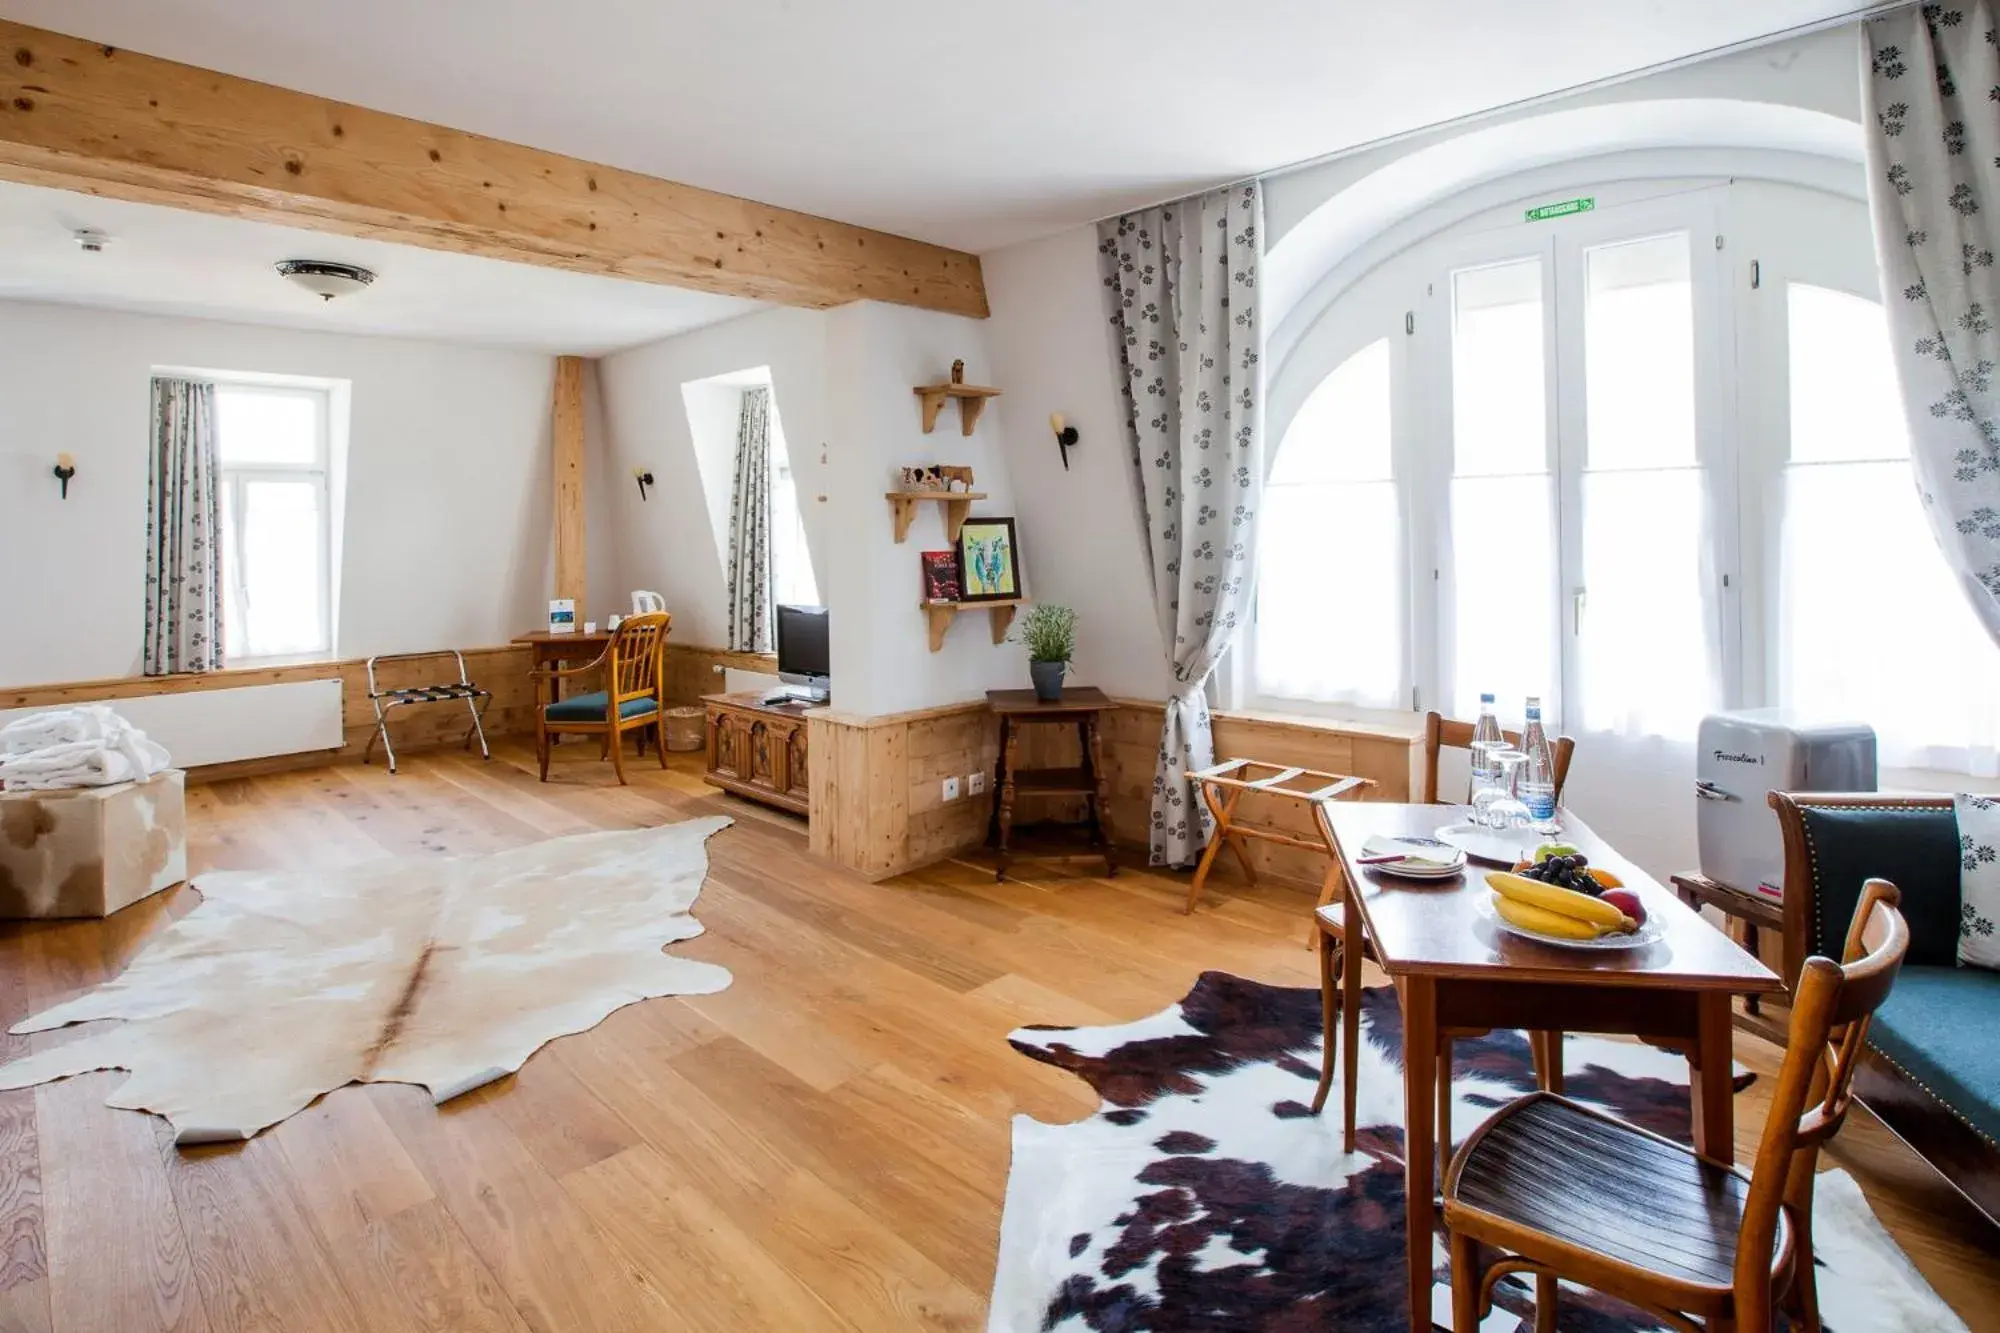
(0, 179, 764, 354)
(1, 0, 1868, 253)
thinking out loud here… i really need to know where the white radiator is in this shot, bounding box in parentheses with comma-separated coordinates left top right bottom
(0, 680, 346, 769)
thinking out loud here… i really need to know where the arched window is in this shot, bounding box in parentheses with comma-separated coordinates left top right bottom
(1258, 177, 2000, 779)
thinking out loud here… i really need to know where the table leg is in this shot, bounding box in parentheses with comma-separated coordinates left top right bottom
(1341, 885, 1364, 1154)
(986, 716, 1009, 847)
(1689, 990, 1737, 1166)
(995, 718, 1020, 884)
(1084, 713, 1116, 877)
(1401, 975, 1439, 1332)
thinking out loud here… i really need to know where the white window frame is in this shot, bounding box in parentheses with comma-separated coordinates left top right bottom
(1250, 184, 1740, 738)
(214, 379, 335, 664)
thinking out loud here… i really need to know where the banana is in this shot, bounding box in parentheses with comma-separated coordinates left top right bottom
(1492, 894, 1608, 940)
(1487, 871, 1634, 931)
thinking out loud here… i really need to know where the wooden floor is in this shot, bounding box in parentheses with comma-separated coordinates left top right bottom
(0, 742, 1994, 1332)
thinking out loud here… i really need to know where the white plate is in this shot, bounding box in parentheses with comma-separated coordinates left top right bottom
(1434, 821, 1548, 866)
(1358, 835, 1466, 880)
(1476, 890, 1667, 951)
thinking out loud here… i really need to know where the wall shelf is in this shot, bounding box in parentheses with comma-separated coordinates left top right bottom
(921, 598, 1023, 652)
(886, 490, 986, 544)
(913, 383, 1001, 436)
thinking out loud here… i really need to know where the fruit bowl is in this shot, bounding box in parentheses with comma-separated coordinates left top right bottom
(1477, 889, 1666, 951)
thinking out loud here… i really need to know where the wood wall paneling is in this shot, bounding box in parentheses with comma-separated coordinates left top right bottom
(551, 356, 587, 608)
(0, 19, 988, 316)
(662, 645, 779, 706)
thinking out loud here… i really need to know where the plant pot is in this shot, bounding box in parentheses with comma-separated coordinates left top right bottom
(1030, 659, 1066, 702)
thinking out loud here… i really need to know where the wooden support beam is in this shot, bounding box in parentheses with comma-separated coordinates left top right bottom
(552, 356, 586, 608)
(0, 19, 988, 317)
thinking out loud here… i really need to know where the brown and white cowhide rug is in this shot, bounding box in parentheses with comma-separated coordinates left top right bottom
(0, 816, 733, 1145)
(994, 972, 1963, 1333)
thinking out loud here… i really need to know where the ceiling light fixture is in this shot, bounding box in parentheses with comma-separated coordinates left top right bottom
(72, 228, 109, 253)
(276, 259, 376, 301)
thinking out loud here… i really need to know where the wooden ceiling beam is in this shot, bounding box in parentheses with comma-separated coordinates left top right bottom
(0, 19, 988, 317)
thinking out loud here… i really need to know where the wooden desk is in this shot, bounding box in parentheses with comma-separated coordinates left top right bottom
(511, 630, 613, 710)
(986, 687, 1115, 882)
(1317, 803, 1781, 1332)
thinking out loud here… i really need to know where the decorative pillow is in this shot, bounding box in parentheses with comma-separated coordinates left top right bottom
(1955, 793, 2000, 970)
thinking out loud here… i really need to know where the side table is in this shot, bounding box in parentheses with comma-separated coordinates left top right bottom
(986, 687, 1116, 883)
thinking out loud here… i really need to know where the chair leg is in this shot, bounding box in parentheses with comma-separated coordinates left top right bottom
(536, 718, 551, 782)
(1785, 1183, 1821, 1331)
(1449, 1230, 1483, 1333)
(656, 711, 670, 768)
(609, 724, 628, 786)
(1312, 931, 1339, 1115)
(1437, 1038, 1454, 1169)
(1534, 1273, 1558, 1333)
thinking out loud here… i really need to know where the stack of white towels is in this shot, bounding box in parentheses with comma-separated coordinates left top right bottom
(0, 705, 173, 792)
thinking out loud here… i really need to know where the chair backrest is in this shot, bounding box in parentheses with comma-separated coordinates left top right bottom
(1420, 710, 1576, 805)
(1732, 878, 1909, 1306)
(606, 612, 670, 704)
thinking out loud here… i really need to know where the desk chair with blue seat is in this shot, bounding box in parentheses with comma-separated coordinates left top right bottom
(533, 611, 670, 785)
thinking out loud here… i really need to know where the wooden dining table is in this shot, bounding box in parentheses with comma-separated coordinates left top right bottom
(1316, 802, 1781, 1332)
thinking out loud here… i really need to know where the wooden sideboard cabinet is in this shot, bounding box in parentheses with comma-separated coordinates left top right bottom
(702, 692, 812, 817)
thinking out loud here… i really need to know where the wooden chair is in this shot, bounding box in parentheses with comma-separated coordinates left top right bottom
(533, 612, 671, 785)
(1441, 879, 1910, 1333)
(1307, 712, 1575, 1143)
(1421, 709, 1576, 805)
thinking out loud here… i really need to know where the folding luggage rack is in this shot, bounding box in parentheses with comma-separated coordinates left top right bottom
(363, 649, 492, 774)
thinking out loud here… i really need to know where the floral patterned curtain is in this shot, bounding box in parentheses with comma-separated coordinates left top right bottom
(1098, 183, 1264, 867)
(1865, 2, 2000, 645)
(726, 385, 774, 653)
(143, 377, 223, 675)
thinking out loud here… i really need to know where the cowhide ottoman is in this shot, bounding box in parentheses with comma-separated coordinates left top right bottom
(0, 770, 187, 918)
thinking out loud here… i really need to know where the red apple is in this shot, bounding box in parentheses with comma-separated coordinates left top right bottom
(1601, 888, 1646, 927)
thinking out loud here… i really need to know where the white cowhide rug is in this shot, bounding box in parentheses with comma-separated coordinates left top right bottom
(993, 972, 1966, 1333)
(0, 816, 733, 1144)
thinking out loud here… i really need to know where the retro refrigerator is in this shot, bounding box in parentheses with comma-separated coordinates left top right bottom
(1695, 709, 1877, 899)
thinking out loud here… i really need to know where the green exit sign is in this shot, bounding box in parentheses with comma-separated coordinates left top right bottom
(1525, 196, 1596, 222)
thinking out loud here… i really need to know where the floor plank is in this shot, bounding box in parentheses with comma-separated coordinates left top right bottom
(0, 741, 1993, 1331)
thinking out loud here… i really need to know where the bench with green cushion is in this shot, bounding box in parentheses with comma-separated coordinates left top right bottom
(543, 691, 658, 723)
(1787, 798, 1999, 1223)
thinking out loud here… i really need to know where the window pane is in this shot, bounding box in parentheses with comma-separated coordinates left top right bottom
(1256, 480, 1401, 707)
(216, 386, 320, 466)
(1575, 469, 1714, 736)
(1585, 233, 1696, 470)
(767, 401, 819, 606)
(1452, 258, 1546, 477)
(1272, 339, 1391, 484)
(1788, 283, 1910, 463)
(1780, 461, 2000, 770)
(1450, 473, 1555, 719)
(237, 479, 325, 656)
(1258, 339, 1399, 706)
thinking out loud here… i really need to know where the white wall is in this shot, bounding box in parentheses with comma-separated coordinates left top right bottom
(598, 306, 832, 645)
(599, 300, 1027, 716)
(982, 227, 1164, 698)
(0, 299, 578, 688)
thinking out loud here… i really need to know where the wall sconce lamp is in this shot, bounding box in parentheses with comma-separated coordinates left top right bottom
(1049, 413, 1080, 471)
(633, 466, 655, 501)
(53, 452, 76, 499)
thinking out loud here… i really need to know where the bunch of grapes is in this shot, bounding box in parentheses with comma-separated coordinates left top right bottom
(1518, 854, 1605, 896)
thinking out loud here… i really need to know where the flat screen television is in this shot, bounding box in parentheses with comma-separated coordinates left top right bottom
(771, 604, 830, 704)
